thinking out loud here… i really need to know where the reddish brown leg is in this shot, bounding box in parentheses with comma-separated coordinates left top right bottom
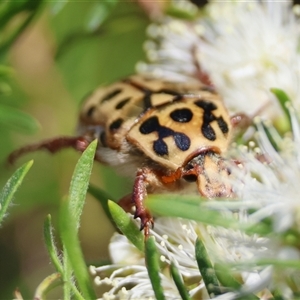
(7, 136, 90, 165)
(118, 194, 134, 213)
(132, 168, 154, 237)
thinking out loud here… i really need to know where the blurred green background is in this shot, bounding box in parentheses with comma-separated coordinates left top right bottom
(0, 1, 149, 298)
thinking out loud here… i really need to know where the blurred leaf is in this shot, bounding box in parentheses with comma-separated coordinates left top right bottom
(170, 262, 191, 300)
(271, 88, 291, 125)
(145, 236, 165, 300)
(59, 199, 96, 300)
(108, 200, 144, 252)
(34, 273, 61, 299)
(68, 139, 97, 230)
(232, 259, 300, 269)
(195, 238, 221, 296)
(165, 1, 198, 19)
(146, 194, 240, 229)
(0, 104, 40, 133)
(0, 65, 14, 78)
(0, 160, 33, 224)
(88, 184, 116, 227)
(50, 1, 69, 15)
(0, 0, 45, 57)
(85, 1, 118, 32)
(214, 263, 241, 290)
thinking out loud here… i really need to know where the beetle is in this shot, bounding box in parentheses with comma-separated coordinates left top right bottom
(8, 75, 237, 236)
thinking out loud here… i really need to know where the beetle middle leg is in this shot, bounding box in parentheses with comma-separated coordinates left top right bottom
(132, 167, 162, 236)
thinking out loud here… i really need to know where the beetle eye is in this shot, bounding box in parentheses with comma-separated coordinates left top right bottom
(183, 174, 197, 182)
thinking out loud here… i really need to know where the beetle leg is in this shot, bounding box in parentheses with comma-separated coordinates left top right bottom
(7, 136, 90, 165)
(132, 168, 155, 236)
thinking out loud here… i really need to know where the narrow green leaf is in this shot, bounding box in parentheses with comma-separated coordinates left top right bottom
(195, 238, 221, 297)
(145, 236, 165, 300)
(44, 214, 84, 300)
(34, 273, 61, 299)
(214, 263, 241, 290)
(68, 139, 97, 230)
(231, 259, 300, 269)
(44, 214, 63, 274)
(0, 160, 33, 224)
(62, 248, 72, 300)
(0, 104, 40, 134)
(170, 262, 191, 300)
(88, 184, 116, 226)
(146, 195, 239, 229)
(165, 2, 197, 20)
(108, 200, 144, 252)
(59, 199, 96, 300)
(270, 88, 291, 122)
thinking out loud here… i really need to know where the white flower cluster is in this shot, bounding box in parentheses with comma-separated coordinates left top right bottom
(138, 0, 300, 116)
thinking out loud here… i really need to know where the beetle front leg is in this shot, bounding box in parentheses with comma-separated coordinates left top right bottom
(7, 136, 90, 165)
(132, 168, 154, 237)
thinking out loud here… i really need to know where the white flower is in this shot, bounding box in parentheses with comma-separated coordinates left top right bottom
(138, 1, 300, 117)
(136, 17, 203, 84)
(200, 0, 300, 116)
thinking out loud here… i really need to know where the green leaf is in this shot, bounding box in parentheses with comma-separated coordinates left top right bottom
(214, 263, 241, 290)
(85, 1, 118, 31)
(68, 139, 97, 230)
(60, 140, 97, 299)
(195, 238, 221, 297)
(170, 262, 191, 300)
(88, 184, 116, 226)
(34, 273, 61, 299)
(165, 2, 198, 20)
(0, 160, 33, 224)
(44, 216, 84, 299)
(146, 194, 240, 229)
(270, 88, 292, 133)
(50, 1, 69, 15)
(59, 199, 96, 300)
(0, 104, 40, 134)
(0, 0, 45, 57)
(108, 200, 144, 252)
(145, 236, 165, 300)
(44, 214, 63, 275)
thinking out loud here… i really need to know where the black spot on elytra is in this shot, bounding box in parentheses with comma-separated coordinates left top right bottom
(86, 106, 96, 118)
(153, 139, 169, 156)
(170, 108, 193, 123)
(143, 91, 153, 110)
(139, 116, 160, 134)
(217, 118, 229, 134)
(139, 116, 190, 156)
(101, 89, 122, 102)
(173, 133, 191, 151)
(194, 100, 229, 141)
(115, 97, 131, 110)
(109, 118, 123, 131)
